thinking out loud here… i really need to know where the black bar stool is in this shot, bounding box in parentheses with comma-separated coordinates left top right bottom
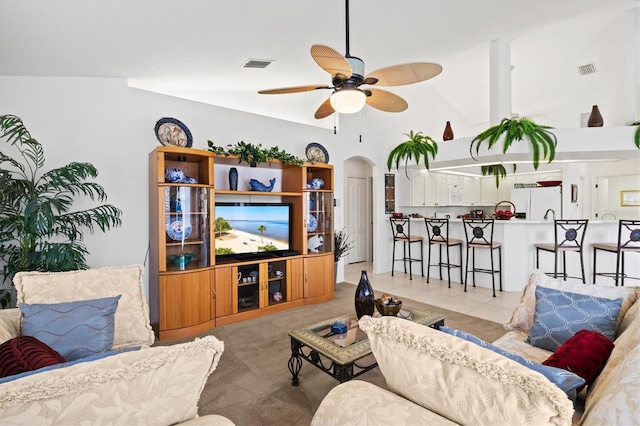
(424, 218, 463, 288)
(592, 219, 640, 286)
(390, 217, 424, 280)
(462, 219, 502, 297)
(535, 219, 589, 283)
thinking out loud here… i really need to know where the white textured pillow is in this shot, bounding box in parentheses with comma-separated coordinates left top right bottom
(0, 335, 224, 425)
(14, 265, 154, 349)
(359, 315, 574, 426)
(0, 309, 21, 344)
(505, 270, 639, 335)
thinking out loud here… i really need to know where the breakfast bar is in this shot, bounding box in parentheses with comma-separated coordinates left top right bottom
(407, 218, 637, 292)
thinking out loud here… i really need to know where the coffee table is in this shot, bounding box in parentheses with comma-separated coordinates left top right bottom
(287, 307, 445, 385)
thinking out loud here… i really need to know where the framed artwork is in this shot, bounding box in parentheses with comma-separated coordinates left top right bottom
(385, 173, 395, 214)
(620, 190, 640, 207)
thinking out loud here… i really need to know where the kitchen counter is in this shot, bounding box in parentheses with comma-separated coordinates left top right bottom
(403, 218, 637, 292)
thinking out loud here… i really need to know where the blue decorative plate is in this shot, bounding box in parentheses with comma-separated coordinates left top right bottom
(155, 117, 193, 148)
(307, 214, 318, 232)
(166, 217, 192, 241)
(305, 142, 329, 163)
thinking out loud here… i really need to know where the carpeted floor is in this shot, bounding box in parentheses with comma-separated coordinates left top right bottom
(162, 282, 507, 426)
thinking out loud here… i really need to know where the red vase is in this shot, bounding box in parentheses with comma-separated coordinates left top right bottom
(587, 105, 604, 127)
(443, 121, 454, 141)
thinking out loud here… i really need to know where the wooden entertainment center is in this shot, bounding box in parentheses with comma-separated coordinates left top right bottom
(149, 146, 334, 340)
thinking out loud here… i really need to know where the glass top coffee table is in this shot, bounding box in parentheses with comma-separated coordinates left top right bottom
(287, 307, 445, 385)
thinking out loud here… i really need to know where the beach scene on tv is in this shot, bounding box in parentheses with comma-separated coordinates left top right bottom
(215, 204, 290, 255)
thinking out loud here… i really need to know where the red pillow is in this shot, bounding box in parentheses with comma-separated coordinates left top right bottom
(0, 335, 66, 378)
(542, 329, 614, 393)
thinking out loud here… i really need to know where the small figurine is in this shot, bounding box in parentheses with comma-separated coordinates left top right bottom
(248, 177, 276, 192)
(307, 235, 324, 253)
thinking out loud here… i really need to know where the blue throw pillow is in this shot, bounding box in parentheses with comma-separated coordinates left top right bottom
(526, 286, 622, 352)
(439, 325, 585, 400)
(20, 295, 121, 361)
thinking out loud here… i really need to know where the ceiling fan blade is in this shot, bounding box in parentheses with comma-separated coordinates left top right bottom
(314, 97, 335, 119)
(311, 44, 352, 77)
(366, 89, 408, 112)
(258, 84, 330, 95)
(365, 63, 443, 86)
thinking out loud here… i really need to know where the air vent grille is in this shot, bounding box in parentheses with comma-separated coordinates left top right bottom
(243, 59, 274, 69)
(578, 63, 597, 75)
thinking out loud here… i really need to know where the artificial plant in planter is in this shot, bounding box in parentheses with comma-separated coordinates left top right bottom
(207, 140, 305, 167)
(0, 115, 122, 308)
(470, 117, 557, 170)
(386, 131, 438, 178)
(334, 228, 354, 285)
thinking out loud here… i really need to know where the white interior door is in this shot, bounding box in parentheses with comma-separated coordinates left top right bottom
(346, 177, 367, 264)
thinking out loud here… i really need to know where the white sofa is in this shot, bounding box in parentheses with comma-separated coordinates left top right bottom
(0, 266, 233, 425)
(312, 271, 639, 426)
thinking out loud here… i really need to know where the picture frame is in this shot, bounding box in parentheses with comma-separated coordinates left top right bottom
(385, 173, 395, 214)
(620, 190, 640, 207)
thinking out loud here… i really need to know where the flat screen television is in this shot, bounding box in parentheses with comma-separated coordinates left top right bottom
(214, 202, 293, 262)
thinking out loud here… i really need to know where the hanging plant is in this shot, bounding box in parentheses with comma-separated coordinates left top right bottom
(207, 140, 305, 167)
(632, 121, 639, 149)
(481, 164, 517, 188)
(386, 130, 438, 179)
(470, 117, 557, 169)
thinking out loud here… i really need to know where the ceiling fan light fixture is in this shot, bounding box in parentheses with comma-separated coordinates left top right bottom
(330, 88, 366, 114)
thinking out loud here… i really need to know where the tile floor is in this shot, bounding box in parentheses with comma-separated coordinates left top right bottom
(344, 262, 523, 324)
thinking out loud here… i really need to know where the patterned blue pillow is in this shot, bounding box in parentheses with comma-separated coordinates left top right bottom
(439, 325, 585, 400)
(526, 286, 622, 352)
(20, 295, 121, 361)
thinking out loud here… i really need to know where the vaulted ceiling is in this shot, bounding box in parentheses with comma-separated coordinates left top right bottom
(1, 0, 637, 130)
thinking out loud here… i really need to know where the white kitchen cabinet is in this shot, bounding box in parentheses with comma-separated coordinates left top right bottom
(411, 170, 447, 206)
(481, 176, 514, 206)
(463, 176, 480, 206)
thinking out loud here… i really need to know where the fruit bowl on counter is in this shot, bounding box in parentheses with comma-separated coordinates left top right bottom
(494, 201, 516, 220)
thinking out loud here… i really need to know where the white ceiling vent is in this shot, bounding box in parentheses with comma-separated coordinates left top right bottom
(578, 63, 597, 75)
(243, 59, 274, 69)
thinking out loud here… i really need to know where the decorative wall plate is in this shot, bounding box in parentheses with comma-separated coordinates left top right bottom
(154, 117, 193, 147)
(305, 142, 329, 163)
(307, 214, 318, 232)
(166, 217, 192, 241)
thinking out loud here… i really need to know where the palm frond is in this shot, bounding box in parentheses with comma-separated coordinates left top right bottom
(387, 130, 438, 179)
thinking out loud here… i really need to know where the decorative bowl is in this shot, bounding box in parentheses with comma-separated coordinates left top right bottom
(168, 253, 196, 268)
(375, 299, 402, 316)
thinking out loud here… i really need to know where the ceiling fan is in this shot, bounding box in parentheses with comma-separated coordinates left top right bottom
(258, 0, 443, 119)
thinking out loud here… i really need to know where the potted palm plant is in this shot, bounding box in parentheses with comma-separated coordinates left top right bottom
(386, 131, 438, 178)
(334, 228, 354, 286)
(0, 115, 122, 308)
(470, 117, 557, 170)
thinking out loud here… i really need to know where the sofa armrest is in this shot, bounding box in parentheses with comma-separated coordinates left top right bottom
(0, 308, 21, 344)
(312, 380, 457, 426)
(0, 336, 229, 425)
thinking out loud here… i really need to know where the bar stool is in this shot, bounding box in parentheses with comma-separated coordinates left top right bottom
(535, 219, 589, 283)
(462, 219, 502, 297)
(592, 219, 640, 286)
(424, 218, 463, 288)
(390, 216, 424, 280)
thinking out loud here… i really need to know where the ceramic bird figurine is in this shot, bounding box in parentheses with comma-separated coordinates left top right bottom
(248, 177, 276, 192)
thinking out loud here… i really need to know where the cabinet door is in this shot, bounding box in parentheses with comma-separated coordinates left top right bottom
(159, 270, 212, 331)
(434, 173, 448, 206)
(214, 267, 234, 318)
(480, 177, 498, 205)
(303, 254, 334, 299)
(305, 191, 333, 255)
(463, 177, 480, 206)
(497, 176, 515, 203)
(289, 257, 304, 301)
(410, 171, 426, 206)
(262, 260, 289, 306)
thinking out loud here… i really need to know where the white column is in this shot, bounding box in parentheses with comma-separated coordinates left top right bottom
(623, 7, 639, 125)
(489, 38, 512, 126)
